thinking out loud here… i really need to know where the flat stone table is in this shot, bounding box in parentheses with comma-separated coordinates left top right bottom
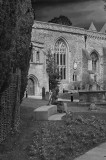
(34, 105, 57, 120)
(79, 90, 106, 105)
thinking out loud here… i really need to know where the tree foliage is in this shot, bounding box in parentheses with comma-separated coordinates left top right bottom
(0, 0, 16, 93)
(0, 0, 34, 101)
(16, 0, 34, 102)
(48, 15, 72, 26)
(46, 49, 60, 91)
(82, 72, 93, 90)
(73, 81, 81, 90)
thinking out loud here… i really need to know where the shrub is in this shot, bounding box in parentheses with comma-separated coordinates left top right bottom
(51, 87, 59, 105)
(46, 49, 60, 91)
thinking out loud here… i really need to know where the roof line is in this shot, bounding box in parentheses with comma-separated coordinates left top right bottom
(32, 20, 106, 35)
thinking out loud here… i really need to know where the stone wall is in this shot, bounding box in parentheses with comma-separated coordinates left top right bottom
(29, 62, 49, 95)
(0, 69, 21, 143)
(30, 21, 106, 93)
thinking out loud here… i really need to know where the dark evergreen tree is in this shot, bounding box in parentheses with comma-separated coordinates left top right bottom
(16, 0, 34, 102)
(0, 0, 34, 101)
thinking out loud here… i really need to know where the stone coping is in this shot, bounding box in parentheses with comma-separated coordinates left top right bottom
(79, 90, 106, 93)
(33, 20, 106, 40)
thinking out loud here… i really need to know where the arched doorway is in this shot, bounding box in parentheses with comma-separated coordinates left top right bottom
(28, 75, 39, 96)
(28, 78, 35, 95)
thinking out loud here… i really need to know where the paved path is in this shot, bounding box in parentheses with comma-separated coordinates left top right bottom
(48, 113, 66, 120)
(74, 142, 106, 160)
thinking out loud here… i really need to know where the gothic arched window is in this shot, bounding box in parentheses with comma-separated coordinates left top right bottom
(54, 39, 67, 79)
(90, 52, 98, 72)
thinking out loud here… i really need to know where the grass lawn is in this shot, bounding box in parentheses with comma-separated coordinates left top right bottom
(0, 98, 106, 160)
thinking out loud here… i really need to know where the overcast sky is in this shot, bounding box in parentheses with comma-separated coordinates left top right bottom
(32, 0, 106, 30)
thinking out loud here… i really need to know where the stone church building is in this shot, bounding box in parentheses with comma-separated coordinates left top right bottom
(28, 21, 106, 98)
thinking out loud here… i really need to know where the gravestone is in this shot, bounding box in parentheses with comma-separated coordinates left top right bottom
(42, 87, 45, 100)
(45, 92, 49, 101)
(63, 102, 68, 113)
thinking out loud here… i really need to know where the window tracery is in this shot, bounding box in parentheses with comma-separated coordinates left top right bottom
(54, 39, 67, 79)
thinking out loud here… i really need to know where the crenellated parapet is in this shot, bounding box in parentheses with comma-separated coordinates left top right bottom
(33, 20, 106, 40)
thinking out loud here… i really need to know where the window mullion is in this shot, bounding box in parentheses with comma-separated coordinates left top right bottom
(54, 40, 67, 80)
(59, 45, 60, 66)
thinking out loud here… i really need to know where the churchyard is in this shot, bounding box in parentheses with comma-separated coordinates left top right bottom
(0, 96, 106, 160)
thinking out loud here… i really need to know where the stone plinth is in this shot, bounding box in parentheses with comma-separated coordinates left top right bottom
(34, 105, 57, 120)
(79, 90, 106, 105)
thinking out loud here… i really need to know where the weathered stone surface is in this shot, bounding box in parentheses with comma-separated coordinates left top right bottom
(28, 21, 106, 96)
(48, 113, 66, 120)
(63, 102, 68, 113)
(34, 105, 57, 120)
(79, 90, 106, 104)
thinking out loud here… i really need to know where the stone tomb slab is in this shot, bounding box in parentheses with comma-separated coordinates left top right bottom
(34, 105, 57, 120)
